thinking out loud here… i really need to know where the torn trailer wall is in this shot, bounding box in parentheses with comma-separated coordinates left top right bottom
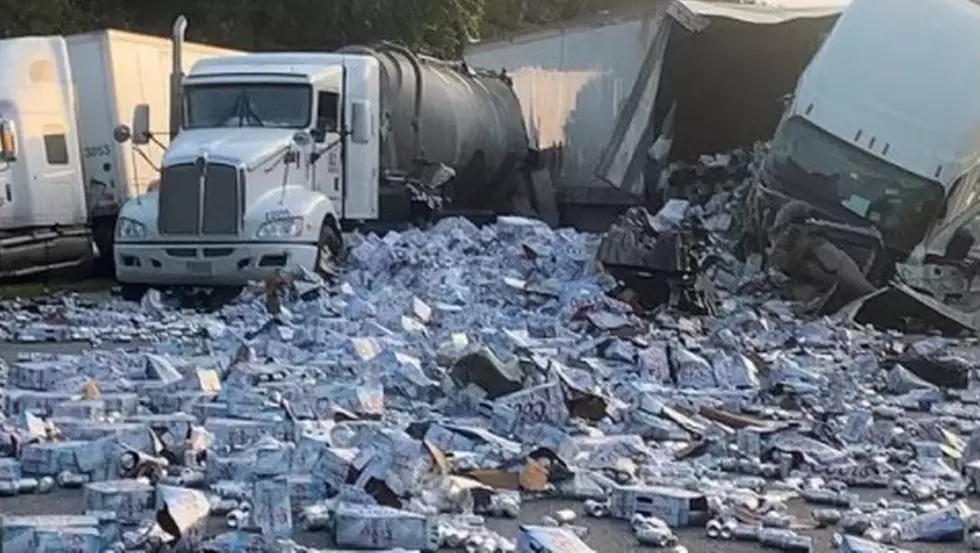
(465, 0, 842, 231)
(465, 1, 706, 232)
(651, 1, 842, 166)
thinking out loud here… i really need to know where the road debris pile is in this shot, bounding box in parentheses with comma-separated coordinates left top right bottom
(596, 200, 718, 315)
(2, 181, 980, 551)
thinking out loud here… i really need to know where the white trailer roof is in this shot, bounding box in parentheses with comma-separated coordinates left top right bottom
(681, 0, 844, 23)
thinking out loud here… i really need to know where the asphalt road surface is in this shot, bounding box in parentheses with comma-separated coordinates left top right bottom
(1, 490, 977, 552)
(0, 340, 976, 552)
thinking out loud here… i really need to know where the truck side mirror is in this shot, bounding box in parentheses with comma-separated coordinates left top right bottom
(0, 119, 17, 162)
(132, 104, 151, 145)
(350, 100, 371, 144)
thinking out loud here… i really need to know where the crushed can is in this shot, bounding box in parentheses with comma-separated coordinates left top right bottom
(801, 488, 852, 508)
(36, 476, 55, 494)
(57, 471, 91, 488)
(759, 528, 812, 552)
(16, 477, 38, 493)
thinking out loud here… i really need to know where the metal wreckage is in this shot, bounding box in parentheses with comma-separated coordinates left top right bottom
(597, 143, 980, 338)
(743, 139, 980, 336)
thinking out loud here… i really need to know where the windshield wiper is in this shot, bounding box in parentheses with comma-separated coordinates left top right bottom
(243, 101, 265, 127)
(238, 91, 264, 127)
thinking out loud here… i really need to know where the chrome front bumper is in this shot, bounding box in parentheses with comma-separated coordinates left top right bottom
(115, 241, 318, 286)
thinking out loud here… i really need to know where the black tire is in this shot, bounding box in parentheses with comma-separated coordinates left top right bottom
(203, 286, 243, 310)
(119, 284, 148, 302)
(314, 220, 343, 277)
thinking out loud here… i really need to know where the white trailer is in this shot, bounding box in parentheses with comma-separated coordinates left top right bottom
(0, 29, 238, 277)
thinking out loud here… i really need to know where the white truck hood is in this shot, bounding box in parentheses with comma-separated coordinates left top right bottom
(162, 128, 297, 169)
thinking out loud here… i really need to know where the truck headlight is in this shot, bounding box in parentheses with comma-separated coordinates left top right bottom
(116, 217, 147, 239)
(256, 217, 304, 238)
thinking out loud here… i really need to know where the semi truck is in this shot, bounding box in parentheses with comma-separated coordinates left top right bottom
(745, 0, 980, 318)
(0, 29, 238, 278)
(112, 17, 530, 294)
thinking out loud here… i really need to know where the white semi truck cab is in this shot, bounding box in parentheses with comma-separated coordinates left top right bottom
(115, 17, 529, 292)
(115, 52, 377, 288)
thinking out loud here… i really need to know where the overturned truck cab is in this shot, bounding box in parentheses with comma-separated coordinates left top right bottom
(743, 0, 980, 331)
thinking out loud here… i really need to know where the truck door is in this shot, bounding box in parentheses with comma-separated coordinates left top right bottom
(338, 57, 380, 221)
(311, 89, 344, 216)
(7, 112, 86, 229)
(35, 121, 86, 225)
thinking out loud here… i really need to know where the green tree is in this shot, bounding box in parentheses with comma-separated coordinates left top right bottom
(0, 0, 650, 58)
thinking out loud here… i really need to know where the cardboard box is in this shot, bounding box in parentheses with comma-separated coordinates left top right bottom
(608, 485, 707, 527)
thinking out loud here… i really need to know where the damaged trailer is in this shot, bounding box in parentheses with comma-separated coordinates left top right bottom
(654, 1, 842, 165)
(745, 0, 980, 335)
(464, 0, 842, 232)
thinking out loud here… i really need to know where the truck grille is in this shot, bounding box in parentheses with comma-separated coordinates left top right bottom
(158, 163, 241, 236)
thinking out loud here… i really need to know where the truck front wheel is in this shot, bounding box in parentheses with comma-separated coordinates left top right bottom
(315, 220, 343, 277)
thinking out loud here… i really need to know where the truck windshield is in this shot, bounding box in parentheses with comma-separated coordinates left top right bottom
(184, 83, 312, 129)
(763, 116, 945, 254)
